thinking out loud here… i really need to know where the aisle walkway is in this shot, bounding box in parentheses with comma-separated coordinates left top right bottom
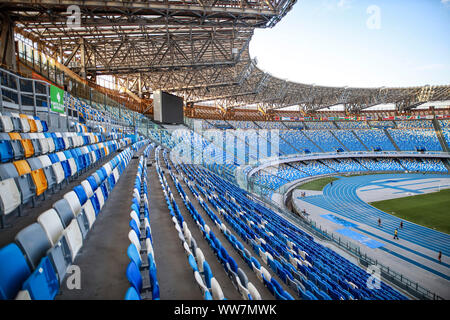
(57, 148, 144, 299)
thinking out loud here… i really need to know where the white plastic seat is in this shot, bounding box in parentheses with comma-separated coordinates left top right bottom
(15, 290, 32, 300)
(38, 155, 52, 168)
(236, 276, 250, 300)
(64, 219, 83, 261)
(0, 115, 14, 132)
(130, 210, 140, 228)
(145, 238, 154, 260)
(46, 138, 55, 153)
(52, 162, 65, 184)
(95, 188, 104, 208)
(128, 229, 141, 252)
(19, 117, 30, 132)
(63, 191, 82, 216)
(38, 137, 49, 154)
(211, 278, 225, 300)
(113, 168, 119, 183)
(35, 120, 43, 133)
(37, 208, 64, 246)
(82, 200, 96, 229)
(247, 282, 262, 300)
(80, 181, 93, 199)
(194, 271, 208, 295)
(56, 152, 66, 162)
(68, 158, 77, 176)
(0, 178, 21, 215)
(195, 248, 205, 273)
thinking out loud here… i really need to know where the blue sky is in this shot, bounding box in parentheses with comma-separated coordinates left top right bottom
(250, 0, 450, 88)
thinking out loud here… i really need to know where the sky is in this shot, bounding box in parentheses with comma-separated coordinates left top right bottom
(250, 0, 450, 88)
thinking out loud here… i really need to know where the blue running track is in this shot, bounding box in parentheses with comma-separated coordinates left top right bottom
(302, 173, 450, 258)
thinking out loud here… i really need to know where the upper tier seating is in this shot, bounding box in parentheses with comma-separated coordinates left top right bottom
(387, 129, 442, 151)
(335, 121, 370, 129)
(353, 129, 395, 151)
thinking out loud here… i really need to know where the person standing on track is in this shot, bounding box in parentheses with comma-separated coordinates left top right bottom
(394, 228, 399, 240)
(400, 221, 403, 229)
(378, 218, 381, 227)
(438, 251, 442, 263)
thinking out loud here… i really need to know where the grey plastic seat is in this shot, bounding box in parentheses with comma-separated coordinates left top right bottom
(42, 166, 57, 191)
(27, 157, 43, 171)
(14, 173, 36, 206)
(46, 236, 72, 284)
(52, 198, 75, 228)
(0, 162, 19, 180)
(10, 116, 23, 132)
(15, 222, 52, 270)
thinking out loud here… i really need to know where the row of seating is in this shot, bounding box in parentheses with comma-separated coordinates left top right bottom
(176, 163, 408, 300)
(0, 138, 133, 228)
(175, 160, 286, 300)
(177, 163, 298, 300)
(155, 147, 224, 300)
(164, 151, 261, 300)
(0, 130, 124, 163)
(0, 141, 143, 299)
(125, 147, 160, 300)
(0, 112, 48, 133)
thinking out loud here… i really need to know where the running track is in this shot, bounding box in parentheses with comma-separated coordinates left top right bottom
(302, 173, 450, 259)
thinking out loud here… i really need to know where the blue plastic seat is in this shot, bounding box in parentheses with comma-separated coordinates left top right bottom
(127, 243, 142, 269)
(0, 243, 32, 299)
(124, 286, 141, 300)
(0, 140, 14, 163)
(73, 185, 88, 206)
(87, 176, 98, 191)
(129, 219, 140, 238)
(21, 256, 59, 300)
(126, 261, 142, 293)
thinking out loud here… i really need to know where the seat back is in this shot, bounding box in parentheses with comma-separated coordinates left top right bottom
(15, 223, 52, 270)
(63, 191, 82, 216)
(13, 160, 32, 176)
(30, 169, 48, 196)
(21, 256, 59, 300)
(37, 209, 64, 246)
(126, 261, 142, 293)
(14, 174, 36, 204)
(0, 243, 31, 299)
(52, 162, 65, 184)
(52, 198, 75, 228)
(210, 278, 225, 300)
(82, 200, 96, 229)
(0, 178, 21, 215)
(63, 219, 83, 261)
(124, 286, 141, 300)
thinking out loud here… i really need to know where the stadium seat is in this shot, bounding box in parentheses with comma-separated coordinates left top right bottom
(21, 256, 59, 300)
(64, 191, 82, 216)
(0, 243, 31, 300)
(52, 199, 75, 228)
(124, 286, 141, 300)
(37, 209, 65, 246)
(63, 219, 83, 261)
(30, 169, 48, 196)
(0, 178, 21, 227)
(15, 223, 52, 270)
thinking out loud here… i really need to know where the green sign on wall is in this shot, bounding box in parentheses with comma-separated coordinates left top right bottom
(50, 85, 65, 113)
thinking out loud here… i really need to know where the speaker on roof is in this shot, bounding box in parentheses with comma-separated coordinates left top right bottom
(153, 90, 184, 124)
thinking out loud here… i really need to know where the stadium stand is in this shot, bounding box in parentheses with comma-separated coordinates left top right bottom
(0, 139, 147, 299)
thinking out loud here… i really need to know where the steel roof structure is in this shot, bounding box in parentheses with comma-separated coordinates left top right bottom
(3, 0, 450, 113)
